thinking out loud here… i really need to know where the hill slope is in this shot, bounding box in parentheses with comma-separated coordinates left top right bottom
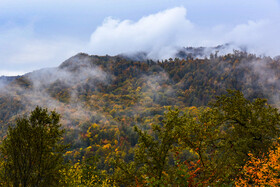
(0, 51, 279, 138)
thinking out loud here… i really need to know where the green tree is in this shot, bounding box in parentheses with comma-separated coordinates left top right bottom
(0, 106, 67, 187)
(177, 90, 280, 184)
(113, 90, 280, 186)
(112, 109, 187, 186)
(133, 109, 185, 186)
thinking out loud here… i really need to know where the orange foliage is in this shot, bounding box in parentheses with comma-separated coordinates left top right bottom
(236, 143, 280, 186)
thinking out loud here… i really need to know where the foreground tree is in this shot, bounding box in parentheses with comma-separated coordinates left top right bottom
(177, 90, 280, 184)
(0, 106, 67, 186)
(112, 109, 186, 186)
(235, 143, 280, 186)
(113, 90, 280, 186)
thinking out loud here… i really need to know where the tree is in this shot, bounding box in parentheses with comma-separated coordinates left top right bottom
(0, 106, 67, 187)
(177, 90, 280, 184)
(112, 90, 280, 186)
(133, 109, 185, 186)
(235, 144, 280, 186)
(112, 109, 186, 186)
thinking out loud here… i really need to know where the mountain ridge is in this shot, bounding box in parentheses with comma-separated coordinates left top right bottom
(0, 50, 278, 138)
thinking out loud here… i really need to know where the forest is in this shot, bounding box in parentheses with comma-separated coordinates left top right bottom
(0, 51, 280, 186)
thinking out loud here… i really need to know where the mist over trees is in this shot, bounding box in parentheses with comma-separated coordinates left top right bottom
(0, 91, 280, 186)
(0, 51, 280, 185)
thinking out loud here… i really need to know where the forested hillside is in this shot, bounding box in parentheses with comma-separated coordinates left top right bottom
(1, 51, 280, 131)
(1, 51, 280, 185)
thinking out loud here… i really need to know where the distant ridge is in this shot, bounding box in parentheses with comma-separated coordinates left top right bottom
(0, 75, 20, 84)
(119, 44, 234, 61)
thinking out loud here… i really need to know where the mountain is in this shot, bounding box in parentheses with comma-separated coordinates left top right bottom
(0, 52, 278, 133)
(176, 43, 232, 58)
(0, 51, 280, 178)
(119, 44, 234, 61)
(0, 75, 19, 85)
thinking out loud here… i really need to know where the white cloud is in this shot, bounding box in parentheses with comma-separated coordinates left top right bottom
(224, 19, 280, 56)
(89, 6, 280, 58)
(1, 1, 280, 75)
(89, 7, 194, 59)
(0, 70, 25, 76)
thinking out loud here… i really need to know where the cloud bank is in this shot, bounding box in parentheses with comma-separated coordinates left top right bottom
(89, 7, 194, 59)
(89, 6, 280, 59)
(1, 1, 280, 75)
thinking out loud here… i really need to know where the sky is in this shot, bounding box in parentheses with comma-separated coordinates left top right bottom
(0, 0, 280, 76)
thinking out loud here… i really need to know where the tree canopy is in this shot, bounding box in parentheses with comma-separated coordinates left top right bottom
(0, 106, 67, 186)
(112, 90, 280, 186)
(0, 90, 280, 186)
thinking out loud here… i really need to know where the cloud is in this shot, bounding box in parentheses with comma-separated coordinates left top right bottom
(89, 6, 280, 58)
(0, 25, 85, 76)
(89, 7, 194, 59)
(0, 70, 25, 76)
(1, 1, 280, 76)
(224, 19, 280, 56)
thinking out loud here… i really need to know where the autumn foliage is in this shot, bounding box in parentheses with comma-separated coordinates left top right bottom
(236, 142, 280, 186)
(0, 52, 280, 185)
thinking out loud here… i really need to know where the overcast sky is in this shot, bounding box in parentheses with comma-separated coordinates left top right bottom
(1, 0, 280, 76)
